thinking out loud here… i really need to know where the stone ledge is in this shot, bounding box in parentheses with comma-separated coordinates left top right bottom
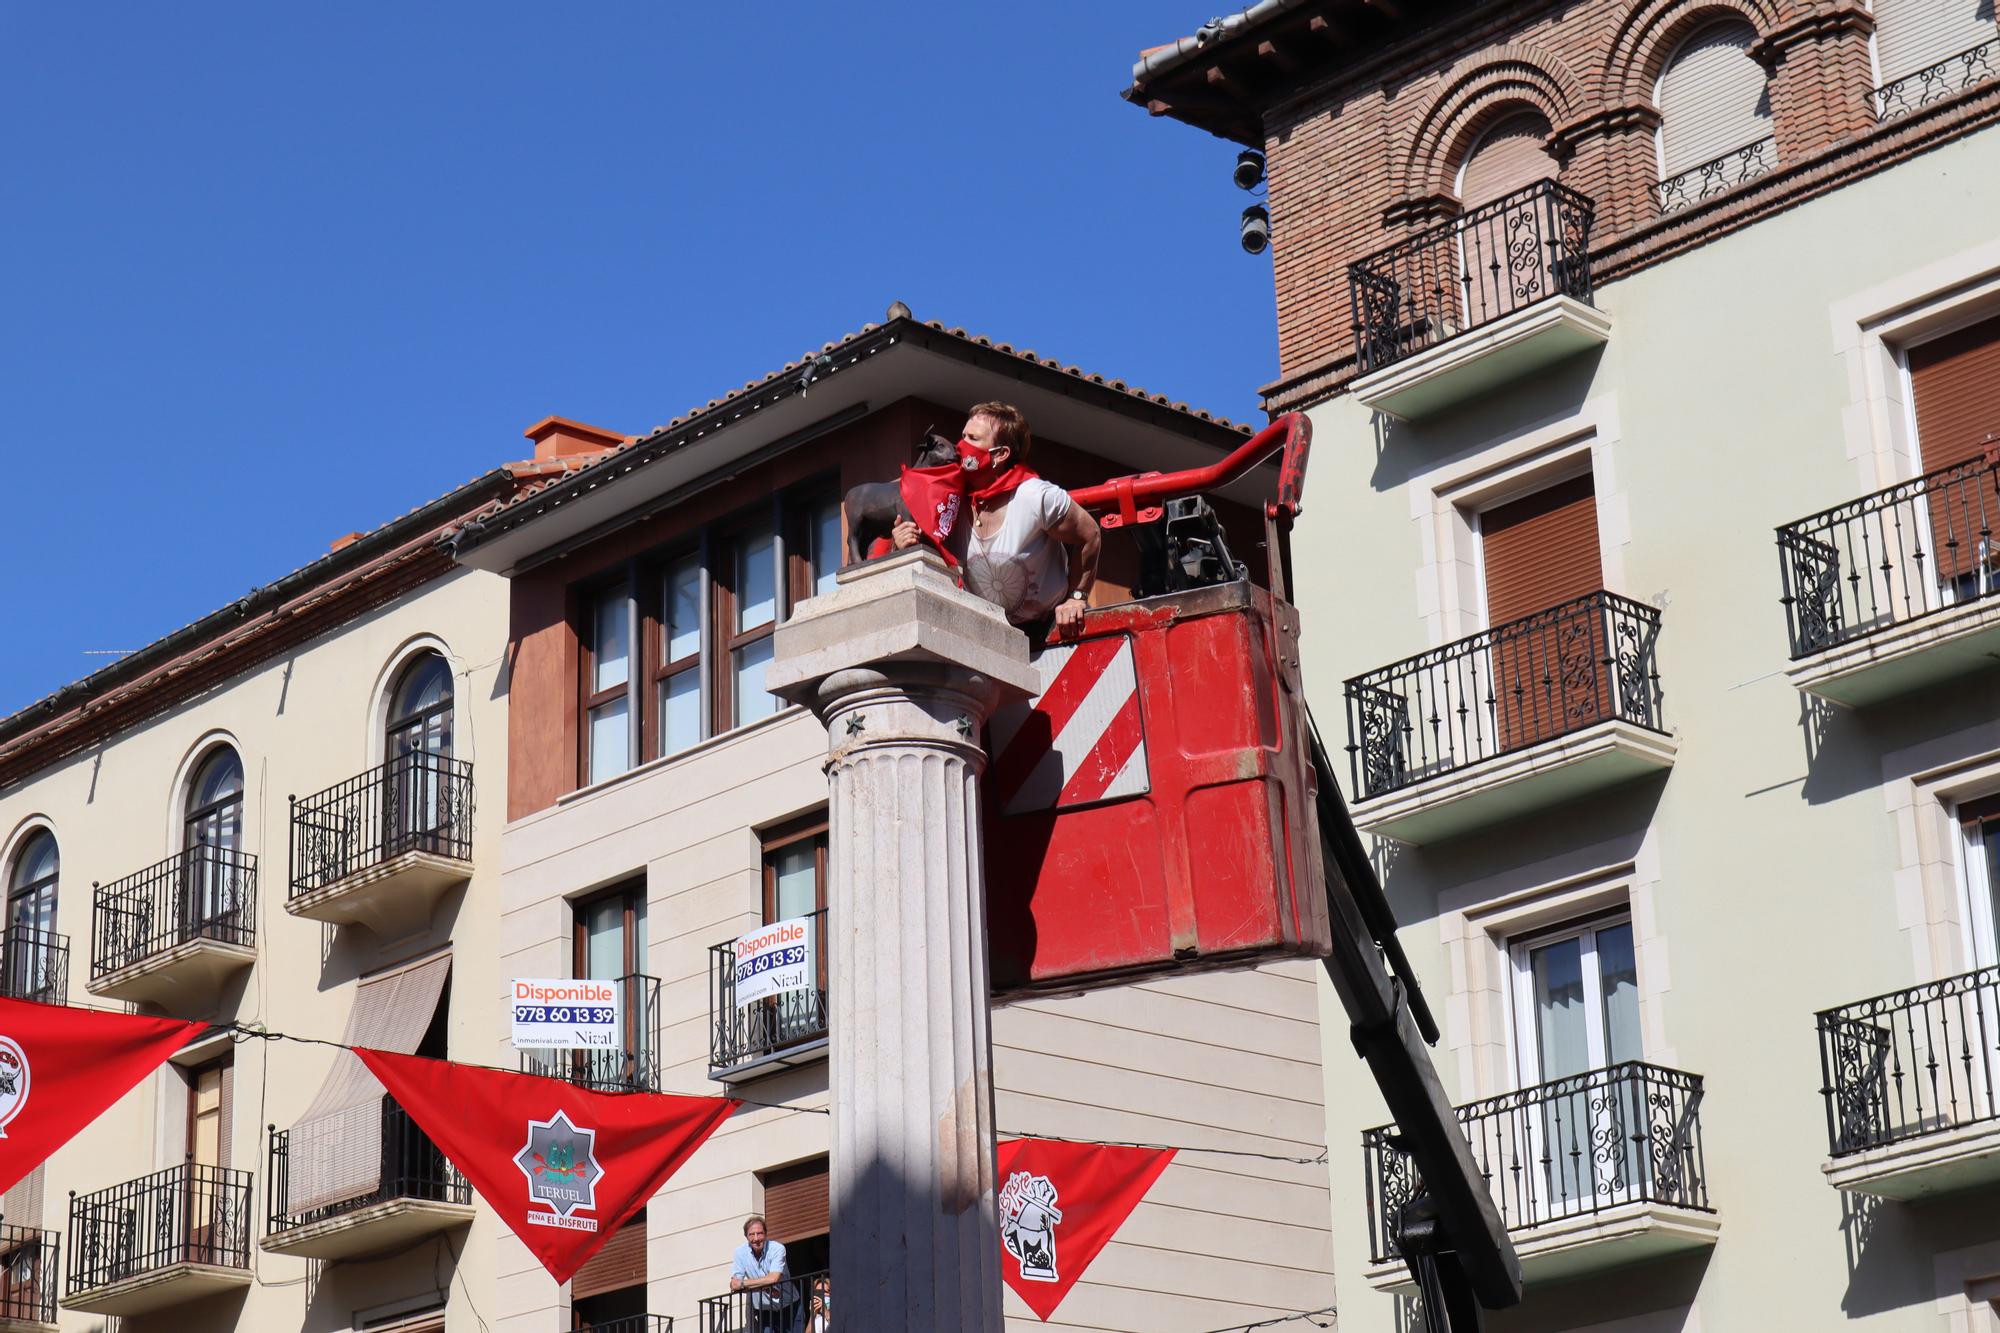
(1350, 296, 1613, 422)
(60, 1262, 252, 1317)
(1350, 719, 1677, 845)
(1364, 1201, 1719, 1292)
(1824, 1120, 2000, 1199)
(1787, 599, 2000, 707)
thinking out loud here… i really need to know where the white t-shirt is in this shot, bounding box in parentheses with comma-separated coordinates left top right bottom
(962, 478, 1073, 625)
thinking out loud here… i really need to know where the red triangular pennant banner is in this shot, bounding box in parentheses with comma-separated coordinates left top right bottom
(996, 1137, 1176, 1320)
(357, 1049, 739, 1284)
(0, 998, 203, 1197)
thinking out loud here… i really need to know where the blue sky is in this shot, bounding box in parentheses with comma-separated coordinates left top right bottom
(0, 3, 1273, 716)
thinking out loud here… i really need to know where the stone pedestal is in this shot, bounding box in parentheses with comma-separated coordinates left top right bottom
(767, 549, 1041, 1331)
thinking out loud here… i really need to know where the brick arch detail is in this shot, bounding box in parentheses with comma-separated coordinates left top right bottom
(1602, 0, 1779, 105)
(1402, 49, 1587, 201)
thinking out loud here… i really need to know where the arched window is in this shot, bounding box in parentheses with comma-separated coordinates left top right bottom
(386, 652, 456, 854)
(6, 831, 59, 1003)
(1655, 21, 1774, 205)
(387, 652, 454, 761)
(1455, 111, 1558, 210)
(182, 747, 246, 933)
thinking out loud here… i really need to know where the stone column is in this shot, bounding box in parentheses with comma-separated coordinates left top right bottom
(767, 548, 1041, 1332)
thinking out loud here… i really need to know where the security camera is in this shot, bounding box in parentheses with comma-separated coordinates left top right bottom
(1233, 149, 1266, 191)
(1240, 204, 1270, 255)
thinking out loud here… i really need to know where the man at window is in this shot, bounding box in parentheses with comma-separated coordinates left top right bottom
(892, 402, 1101, 641)
(729, 1215, 794, 1331)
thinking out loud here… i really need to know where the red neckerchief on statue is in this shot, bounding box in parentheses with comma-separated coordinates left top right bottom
(896, 459, 968, 568)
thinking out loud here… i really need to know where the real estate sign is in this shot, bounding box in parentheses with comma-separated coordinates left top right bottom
(732, 918, 813, 1007)
(511, 978, 620, 1049)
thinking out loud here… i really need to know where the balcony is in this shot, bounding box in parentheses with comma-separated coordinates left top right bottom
(699, 1268, 826, 1333)
(87, 848, 255, 1006)
(1873, 38, 1997, 122)
(62, 1162, 252, 1317)
(0, 929, 67, 1007)
(708, 909, 829, 1083)
(288, 753, 474, 935)
(519, 973, 663, 1092)
(1778, 452, 2000, 707)
(1363, 1063, 1716, 1291)
(1651, 137, 1775, 215)
(0, 1225, 58, 1331)
(1818, 965, 2000, 1198)
(1348, 179, 1607, 421)
(1342, 592, 1673, 844)
(262, 1097, 473, 1261)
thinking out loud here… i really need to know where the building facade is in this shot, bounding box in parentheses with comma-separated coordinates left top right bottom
(0, 464, 533, 1332)
(451, 315, 1340, 1333)
(1131, 0, 2000, 1329)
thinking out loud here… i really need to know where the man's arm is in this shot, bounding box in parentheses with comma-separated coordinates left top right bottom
(1050, 503, 1101, 634)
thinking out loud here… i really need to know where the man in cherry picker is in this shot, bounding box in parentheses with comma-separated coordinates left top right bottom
(892, 401, 1102, 643)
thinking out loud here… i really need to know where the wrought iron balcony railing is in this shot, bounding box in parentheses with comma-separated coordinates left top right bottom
(0, 1224, 58, 1324)
(519, 972, 663, 1092)
(1818, 964, 2000, 1157)
(90, 846, 256, 979)
(1874, 38, 1998, 122)
(709, 909, 829, 1077)
(1349, 179, 1595, 374)
(580, 1316, 672, 1333)
(67, 1161, 252, 1291)
(699, 1267, 827, 1333)
(0, 927, 67, 1005)
(1364, 1062, 1710, 1264)
(1343, 590, 1665, 799)
(289, 752, 474, 899)
(1652, 137, 1775, 214)
(1777, 451, 2000, 658)
(266, 1096, 470, 1234)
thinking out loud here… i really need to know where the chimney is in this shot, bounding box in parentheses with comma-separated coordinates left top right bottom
(523, 416, 627, 463)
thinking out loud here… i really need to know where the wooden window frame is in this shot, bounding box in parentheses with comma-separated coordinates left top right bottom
(573, 879, 647, 982)
(760, 814, 830, 924)
(574, 480, 841, 789)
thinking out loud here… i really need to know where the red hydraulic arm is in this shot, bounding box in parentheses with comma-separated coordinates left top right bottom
(1068, 412, 1311, 529)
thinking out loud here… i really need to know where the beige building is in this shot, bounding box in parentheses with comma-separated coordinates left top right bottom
(1130, 1, 2000, 1329)
(0, 464, 528, 1333)
(451, 318, 1339, 1333)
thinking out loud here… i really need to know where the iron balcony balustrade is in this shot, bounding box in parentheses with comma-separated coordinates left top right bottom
(1349, 179, 1596, 375)
(63, 1161, 252, 1316)
(579, 1317, 672, 1333)
(0, 1224, 58, 1327)
(288, 752, 474, 931)
(1365, 1062, 1711, 1268)
(1818, 965, 2000, 1192)
(1778, 451, 2000, 658)
(88, 846, 256, 995)
(1343, 590, 1666, 801)
(708, 909, 829, 1082)
(698, 1266, 827, 1333)
(264, 1096, 472, 1259)
(1873, 38, 1998, 122)
(0, 927, 67, 1007)
(1652, 137, 1776, 214)
(519, 972, 664, 1093)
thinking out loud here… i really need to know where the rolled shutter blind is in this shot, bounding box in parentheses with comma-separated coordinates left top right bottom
(760, 1157, 830, 1243)
(1910, 314, 2000, 582)
(1481, 474, 1603, 626)
(1873, 0, 1997, 84)
(1457, 113, 1557, 208)
(572, 1211, 646, 1300)
(1657, 21, 1773, 176)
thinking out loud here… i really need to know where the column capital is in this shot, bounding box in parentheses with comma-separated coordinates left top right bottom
(767, 549, 1043, 715)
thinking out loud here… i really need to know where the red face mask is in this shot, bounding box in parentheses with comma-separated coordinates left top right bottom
(956, 438, 996, 473)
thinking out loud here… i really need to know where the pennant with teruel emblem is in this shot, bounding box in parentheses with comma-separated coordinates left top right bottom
(357, 1048, 739, 1284)
(996, 1137, 1177, 1320)
(0, 997, 205, 1197)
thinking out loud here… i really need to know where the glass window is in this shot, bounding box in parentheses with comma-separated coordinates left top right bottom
(586, 584, 634, 784)
(734, 636, 777, 726)
(185, 748, 244, 853)
(661, 669, 702, 755)
(809, 498, 843, 597)
(656, 554, 705, 760)
(7, 831, 57, 938)
(593, 587, 631, 693)
(736, 527, 777, 632)
(588, 697, 630, 785)
(665, 556, 702, 662)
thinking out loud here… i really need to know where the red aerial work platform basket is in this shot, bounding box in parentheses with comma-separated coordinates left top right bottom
(983, 414, 1332, 997)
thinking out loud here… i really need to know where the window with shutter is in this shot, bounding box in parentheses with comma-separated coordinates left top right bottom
(1453, 113, 1561, 333)
(571, 1210, 646, 1301)
(759, 1157, 830, 1244)
(1656, 21, 1773, 178)
(1873, 0, 1997, 85)
(1457, 113, 1558, 209)
(1908, 312, 2000, 587)
(1479, 475, 1608, 749)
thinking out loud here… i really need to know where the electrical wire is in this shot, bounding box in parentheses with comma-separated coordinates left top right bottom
(1197, 1304, 1338, 1333)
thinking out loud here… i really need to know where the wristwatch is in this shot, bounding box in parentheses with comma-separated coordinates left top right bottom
(1067, 590, 1087, 603)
